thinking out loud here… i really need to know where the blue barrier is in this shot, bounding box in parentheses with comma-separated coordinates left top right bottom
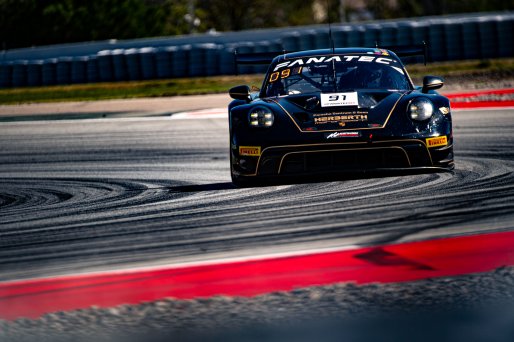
(86, 55, 99, 83)
(0, 63, 11, 88)
(172, 45, 189, 78)
(155, 46, 174, 79)
(444, 20, 463, 61)
(281, 32, 301, 52)
(27, 60, 43, 87)
(497, 17, 514, 58)
(139, 47, 157, 80)
(253, 41, 272, 74)
(11, 60, 28, 87)
(41, 58, 57, 86)
(234, 42, 256, 74)
(1, 12, 514, 88)
(56, 57, 73, 85)
(124, 48, 141, 81)
(189, 43, 219, 77)
(71, 56, 88, 84)
(97, 50, 114, 82)
(111, 49, 127, 81)
(380, 23, 398, 46)
(346, 25, 364, 47)
(462, 20, 481, 60)
(219, 44, 236, 76)
(478, 18, 498, 59)
(363, 23, 380, 47)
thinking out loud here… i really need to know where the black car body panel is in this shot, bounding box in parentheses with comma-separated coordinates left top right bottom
(229, 48, 453, 184)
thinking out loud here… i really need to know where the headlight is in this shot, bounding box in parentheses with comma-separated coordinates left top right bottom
(248, 106, 274, 127)
(408, 98, 434, 121)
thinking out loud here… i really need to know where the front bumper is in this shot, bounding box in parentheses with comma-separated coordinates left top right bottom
(232, 138, 454, 177)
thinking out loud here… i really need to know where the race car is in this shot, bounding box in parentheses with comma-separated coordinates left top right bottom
(228, 46, 453, 186)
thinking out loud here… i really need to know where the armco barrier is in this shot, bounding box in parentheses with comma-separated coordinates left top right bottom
(0, 12, 513, 88)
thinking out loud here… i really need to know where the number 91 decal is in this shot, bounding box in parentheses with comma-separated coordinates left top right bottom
(269, 67, 302, 83)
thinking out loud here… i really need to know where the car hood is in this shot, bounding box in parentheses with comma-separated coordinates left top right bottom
(271, 90, 407, 131)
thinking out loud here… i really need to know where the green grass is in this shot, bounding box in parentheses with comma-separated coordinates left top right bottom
(407, 58, 514, 76)
(0, 75, 264, 105)
(1, 58, 513, 105)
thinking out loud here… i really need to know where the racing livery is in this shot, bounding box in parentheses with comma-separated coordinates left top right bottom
(229, 47, 453, 186)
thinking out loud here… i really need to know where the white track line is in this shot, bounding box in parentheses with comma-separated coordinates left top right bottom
(171, 107, 226, 119)
(0, 244, 361, 285)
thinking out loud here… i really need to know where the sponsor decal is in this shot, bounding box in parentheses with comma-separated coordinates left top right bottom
(313, 110, 368, 125)
(273, 55, 398, 72)
(321, 92, 358, 107)
(239, 146, 261, 156)
(426, 136, 448, 148)
(326, 132, 360, 139)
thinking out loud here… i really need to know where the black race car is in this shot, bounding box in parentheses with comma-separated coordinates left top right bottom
(228, 46, 453, 186)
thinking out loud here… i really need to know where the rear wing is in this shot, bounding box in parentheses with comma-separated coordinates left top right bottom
(379, 41, 429, 65)
(233, 50, 286, 75)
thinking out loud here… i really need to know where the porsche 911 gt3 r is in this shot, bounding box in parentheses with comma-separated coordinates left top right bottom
(228, 47, 453, 186)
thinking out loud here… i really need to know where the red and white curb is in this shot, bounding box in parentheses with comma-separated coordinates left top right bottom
(448, 88, 514, 110)
(2, 230, 514, 320)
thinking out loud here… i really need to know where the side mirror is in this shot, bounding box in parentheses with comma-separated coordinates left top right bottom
(422, 76, 444, 93)
(229, 85, 251, 101)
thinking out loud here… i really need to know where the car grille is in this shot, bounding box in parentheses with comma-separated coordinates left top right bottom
(255, 141, 434, 176)
(278, 148, 410, 175)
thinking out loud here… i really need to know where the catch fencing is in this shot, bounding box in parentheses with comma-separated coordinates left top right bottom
(0, 12, 513, 88)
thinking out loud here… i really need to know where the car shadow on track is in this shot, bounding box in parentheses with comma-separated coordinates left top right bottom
(168, 168, 453, 192)
(168, 182, 239, 192)
(251, 168, 453, 187)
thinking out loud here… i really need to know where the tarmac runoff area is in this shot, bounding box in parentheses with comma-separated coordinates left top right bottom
(0, 90, 514, 341)
(0, 94, 232, 121)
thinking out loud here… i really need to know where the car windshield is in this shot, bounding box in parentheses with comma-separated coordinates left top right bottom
(264, 53, 411, 97)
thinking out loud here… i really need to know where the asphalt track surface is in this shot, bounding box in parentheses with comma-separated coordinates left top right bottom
(1, 109, 513, 282)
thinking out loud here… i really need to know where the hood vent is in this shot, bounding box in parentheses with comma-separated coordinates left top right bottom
(285, 91, 395, 111)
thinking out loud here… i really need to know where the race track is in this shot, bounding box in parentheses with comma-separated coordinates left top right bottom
(1, 109, 513, 282)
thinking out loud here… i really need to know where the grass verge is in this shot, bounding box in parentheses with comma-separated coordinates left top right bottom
(0, 58, 513, 105)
